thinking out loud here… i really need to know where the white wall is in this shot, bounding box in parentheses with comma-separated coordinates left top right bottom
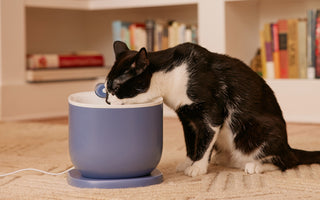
(27, 5, 198, 66)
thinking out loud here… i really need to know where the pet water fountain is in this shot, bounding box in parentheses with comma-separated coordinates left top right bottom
(67, 83, 163, 188)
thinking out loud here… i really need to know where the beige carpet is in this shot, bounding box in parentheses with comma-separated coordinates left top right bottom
(0, 117, 320, 200)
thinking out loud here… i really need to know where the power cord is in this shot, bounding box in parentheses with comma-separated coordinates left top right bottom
(0, 167, 74, 177)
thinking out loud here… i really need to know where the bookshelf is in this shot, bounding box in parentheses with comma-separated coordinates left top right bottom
(0, 0, 319, 123)
(224, 0, 320, 123)
(25, 0, 199, 10)
(0, 0, 199, 120)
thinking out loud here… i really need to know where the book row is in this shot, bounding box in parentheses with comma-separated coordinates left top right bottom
(27, 53, 104, 69)
(26, 53, 106, 82)
(253, 10, 320, 79)
(112, 19, 198, 52)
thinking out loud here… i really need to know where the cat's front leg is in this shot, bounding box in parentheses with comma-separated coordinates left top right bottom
(176, 107, 197, 172)
(184, 124, 220, 177)
(176, 104, 221, 177)
(176, 106, 196, 172)
(176, 157, 193, 172)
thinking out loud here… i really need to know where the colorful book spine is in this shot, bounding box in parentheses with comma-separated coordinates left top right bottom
(112, 21, 131, 49)
(287, 19, 299, 78)
(258, 10, 320, 79)
(250, 49, 263, 76)
(307, 10, 316, 79)
(112, 21, 122, 42)
(145, 19, 155, 52)
(316, 10, 320, 78)
(178, 23, 186, 44)
(162, 25, 169, 50)
(112, 20, 198, 52)
(260, 30, 267, 78)
(168, 21, 179, 48)
(298, 19, 307, 78)
(122, 22, 131, 49)
(263, 23, 275, 79)
(153, 20, 166, 51)
(185, 26, 193, 43)
(27, 54, 104, 69)
(130, 23, 146, 51)
(278, 20, 289, 78)
(191, 25, 198, 44)
(272, 23, 281, 78)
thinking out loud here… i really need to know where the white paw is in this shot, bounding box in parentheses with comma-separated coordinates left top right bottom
(176, 157, 193, 172)
(244, 162, 263, 174)
(184, 162, 208, 177)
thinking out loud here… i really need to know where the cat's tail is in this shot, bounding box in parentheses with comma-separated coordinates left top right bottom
(272, 148, 320, 171)
(291, 148, 320, 165)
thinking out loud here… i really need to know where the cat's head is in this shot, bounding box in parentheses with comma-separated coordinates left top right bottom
(105, 41, 152, 104)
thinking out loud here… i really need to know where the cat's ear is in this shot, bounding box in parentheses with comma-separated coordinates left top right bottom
(113, 41, 129, 58)
(133, 48, 149, 75)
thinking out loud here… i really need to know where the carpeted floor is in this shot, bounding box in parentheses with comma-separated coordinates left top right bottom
(0, 117, 320, 200)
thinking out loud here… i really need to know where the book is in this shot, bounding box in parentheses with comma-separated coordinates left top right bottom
(191, 25, 198, 44)
(316, 10, 320, 78)
(112, 20, 198, 52)
(145, 19, 155, 52)
(27, 54, 104, 69)
(161, 24, 169, 50)
(287, 19, 299, 78)
(185, 26, 192, 43)
(26, 66, 108, 82)
(272, 23, 281, 78)
(278, 19, 289, 78)
(260, 30, 267, 78)
(168, 21, 179, 48)
(257, 11, 320, 79)
(307, 10, 316, 79)
(129, 23, 147, 50)
(250, 49, 263, 76)
(263, 23, 275, 79)
(153, 20, 165, 51)
(112, 21, 122, 42)
(298, 19, 307, 78)
(178, 23, 186, 44)
(112, 20, 131, 48)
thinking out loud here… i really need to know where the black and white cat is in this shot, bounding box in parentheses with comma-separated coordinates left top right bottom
(105, 41, 320, 177)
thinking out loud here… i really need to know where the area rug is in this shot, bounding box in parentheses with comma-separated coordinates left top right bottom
(0, 118, 320, 200)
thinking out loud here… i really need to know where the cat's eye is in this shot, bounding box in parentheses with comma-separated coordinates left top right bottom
(124, 67, 134, 75)
(106, 80, 119, 95)
(114, 86, 120, 92)
(131, 62, 136, 68)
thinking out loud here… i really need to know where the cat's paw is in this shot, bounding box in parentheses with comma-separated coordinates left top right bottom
(244, 162, 263, 174)
(184, 162, 208, 177)
(176, 157, 193, 172)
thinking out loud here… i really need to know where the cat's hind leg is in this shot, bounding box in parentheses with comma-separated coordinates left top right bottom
(232, 147, 280, 174)
(244, 162, 278, 174)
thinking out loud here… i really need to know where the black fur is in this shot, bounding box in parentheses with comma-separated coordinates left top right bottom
(107, 41, 320, 172)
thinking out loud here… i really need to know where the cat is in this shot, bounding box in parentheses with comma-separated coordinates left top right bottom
(105, 41, 320, 177)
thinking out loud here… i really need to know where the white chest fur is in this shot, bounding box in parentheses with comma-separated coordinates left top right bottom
(155, 63, 193, 110)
